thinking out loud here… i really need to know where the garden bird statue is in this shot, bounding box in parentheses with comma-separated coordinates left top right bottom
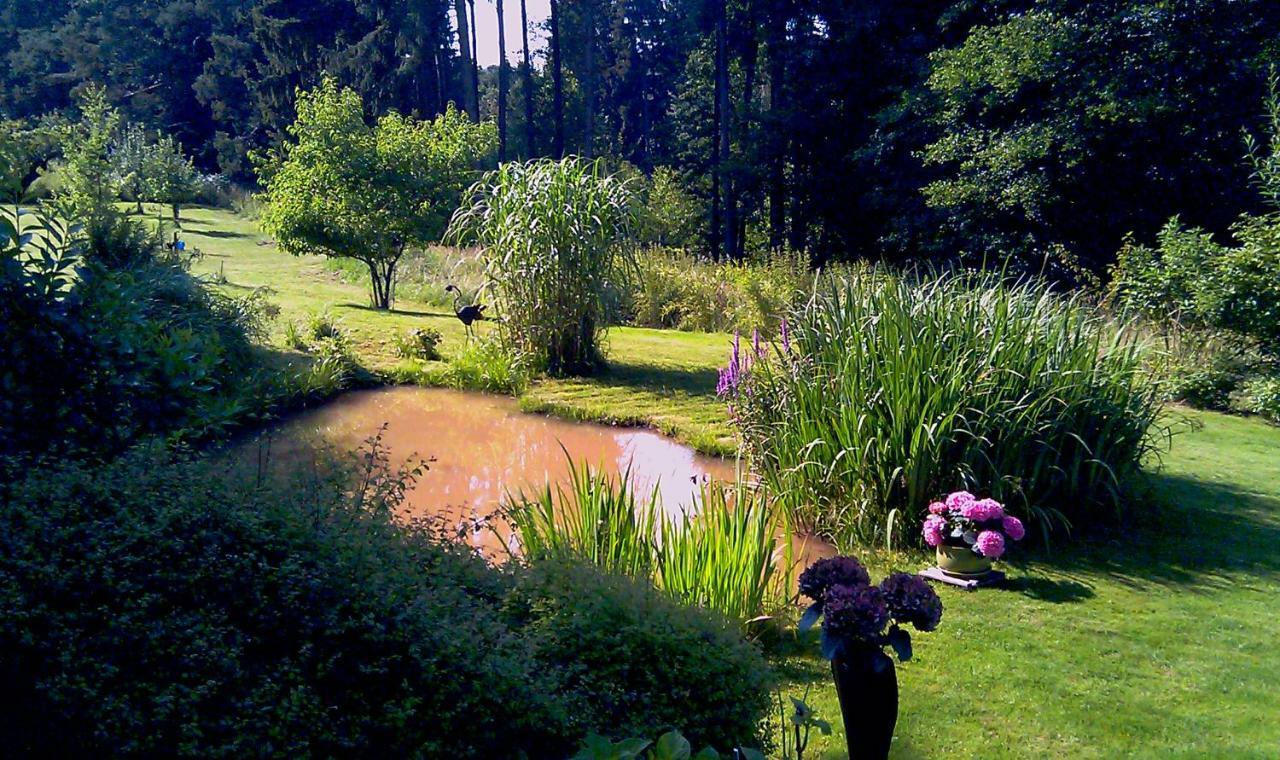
(446, 284, 486, 341)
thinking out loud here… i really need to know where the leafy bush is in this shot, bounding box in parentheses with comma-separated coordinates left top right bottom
(1, 200, 270, 458)
(629, 249, 808, 337)
(723, 270, 1166, 547)
(634, 167, 704, 250)
(0, 442, 775, 756)
(501, 561, 773, 751)
(444, 334, 533, 394)
(449, 157, 636, 375)
(0, 446, 570, 757)
(393, 326, 443, 361)
(1111, 217, 1280, 356)
(1233, 374, 1280, 423)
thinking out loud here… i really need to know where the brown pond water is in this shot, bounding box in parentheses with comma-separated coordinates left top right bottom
(237, 386, 743, 553)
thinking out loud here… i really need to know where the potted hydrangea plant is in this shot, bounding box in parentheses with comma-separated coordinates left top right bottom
(922, 491, 1026, 578)
(797, 556, 943, 760)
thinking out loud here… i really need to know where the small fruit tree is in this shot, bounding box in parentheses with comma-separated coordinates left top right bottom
(259, 78, 496, 309)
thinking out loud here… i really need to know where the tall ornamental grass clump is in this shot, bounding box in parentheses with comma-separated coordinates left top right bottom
(503, 462, 783, 624)
(723, 271, 1166, 548)
(448, 158, 635, 375)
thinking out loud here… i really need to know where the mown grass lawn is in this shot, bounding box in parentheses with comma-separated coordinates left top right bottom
(179, 205, 1280, 757)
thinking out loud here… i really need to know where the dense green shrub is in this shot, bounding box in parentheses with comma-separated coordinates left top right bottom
(0, 444, 774, 756)
(1233, 374, 1280, 423)
(1110, 217, 1280, 356)
(0, 447, 568, 757)
(0, 201, 270, 458)
(723, 270, 1166, 547)
(501, 561, 773, 751)
(628, 249, 807, 337)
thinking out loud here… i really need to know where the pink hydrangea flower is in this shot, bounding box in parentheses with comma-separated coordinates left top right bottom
(922, 515, 946, 547)
(1002, 515, 1026, 541)
(945, 491, 975, 511)
(961, 497, 1004, 522)
(974, 530, 1005, 558)
(928, 500, 947, 515)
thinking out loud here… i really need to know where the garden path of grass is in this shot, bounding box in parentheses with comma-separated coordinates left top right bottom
(179, 205, 1280, 758)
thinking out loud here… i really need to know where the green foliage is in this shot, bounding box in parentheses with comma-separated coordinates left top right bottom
(506, 456, 660, 577)
(0, 445, 570, 756)
(258, 78, 497, 309)
(504, 460, 783, 623)
(393, 326, 443, 361)
(1233, 374, 1280, 423)
(444, 334, 533, 394)
(1111, 218, 1280, 357)
(0, 194, 268, 458)
(916, 1, 1279, 271)
(53, 85, 120, 228)
(572, 730, 764, 760)
(629, 248, 807, 336)
(656, 481, 780, 624)
(728, 270, 1167, 548)
(449, 157, 636, 375)
(635, 167, 703, 250)
(501, 561, 773, 751)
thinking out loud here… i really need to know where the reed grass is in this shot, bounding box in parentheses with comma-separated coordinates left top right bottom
(656, 481, 780, 623)
(503, 456, 783, 622)
(731, 269, 1168, 548)
(504, 456, 658, 577)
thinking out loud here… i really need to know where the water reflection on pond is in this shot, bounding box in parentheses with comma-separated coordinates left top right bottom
(240, 386, 739, 551)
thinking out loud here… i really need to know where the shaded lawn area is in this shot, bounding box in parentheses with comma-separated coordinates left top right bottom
(180, 205, 1280, 756)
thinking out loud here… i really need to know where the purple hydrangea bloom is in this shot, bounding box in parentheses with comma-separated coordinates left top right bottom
(961, 497, 1004, 522)
(798, 556, 871, 601)
(974, 530, 1006, 558)
(945, 490, 976, 511)
(1002, 515, 1026, 541)
(822, 583, 890, 642)
(922, 515, 946, 547)
(879, 572, 944, 632)
(928, 500, 947, 515)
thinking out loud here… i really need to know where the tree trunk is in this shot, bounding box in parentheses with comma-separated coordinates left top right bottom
(582, 0, 595, 158)
(455, 0, 478, 120)
(520, 0, 536, 156)
(550, 0, 565, 157)
(765, 0, 789, 252)
(497, 0, 509, 161)
(712, 0, 731, 260)
(736, 10, 758, 261)
(468, 0, 480, 118)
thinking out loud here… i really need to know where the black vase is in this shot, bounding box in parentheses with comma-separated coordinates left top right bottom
(831, 644, 898, 760)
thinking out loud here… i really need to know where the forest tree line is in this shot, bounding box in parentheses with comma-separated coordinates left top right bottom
(3, 0, 1279, 274)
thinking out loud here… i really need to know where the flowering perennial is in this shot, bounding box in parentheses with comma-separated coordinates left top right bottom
(921, 491, 1025, 559)
(797, 556, 943, 662)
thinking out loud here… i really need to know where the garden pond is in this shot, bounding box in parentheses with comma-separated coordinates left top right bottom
(237, 386, 751, 554)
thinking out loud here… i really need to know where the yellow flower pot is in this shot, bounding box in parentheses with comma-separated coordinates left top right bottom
(936, 544, 993, 578)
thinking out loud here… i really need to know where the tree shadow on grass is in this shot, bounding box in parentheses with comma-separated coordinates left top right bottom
(599, 359, 720, 396)
(1019, 471, 1280, 593)
(341, 302, 456, 320)
(1002, 575, 1095, 603)
(193, 229, 253, 239)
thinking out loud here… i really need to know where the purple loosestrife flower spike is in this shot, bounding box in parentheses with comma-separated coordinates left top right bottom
(780, 319, 791, 353)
